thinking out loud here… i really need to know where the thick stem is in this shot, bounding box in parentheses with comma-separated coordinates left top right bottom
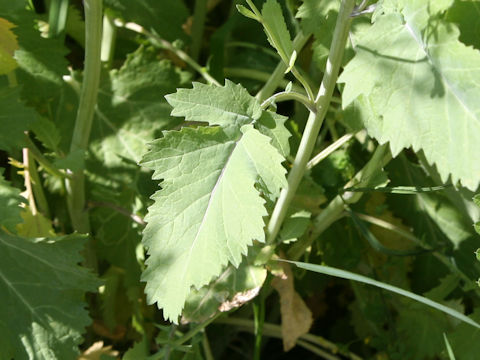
(191, 0, 208, 61)
(65, 0, 102, 267)
(266, 0, 356, 244)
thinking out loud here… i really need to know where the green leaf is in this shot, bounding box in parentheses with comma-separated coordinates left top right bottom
(448, 310, 480, 360)
(287, 260, 480, 330)
(104, 0, 189, 42)
(236, 4, 260, 21)
(446, 0, 480, 49)
(0, 87, 36, 152)
(296, 0, 339, 37)
(183, 261, 267, 323)
(30, 117, 61, 152)
(296, 0, 340, 71)
(444, 333, 457, 360)
(54, 149, 85, 172)
(339, 1, 480, 190)
(397, 304, 450, 359)
(261, 0, 294, 60)
(2, 8, 69, 109)
(279, 210, 311, 244)
(0, 168, 24, 232)
(256, 110, 290, 157)
(0, 231, 99, 360)
(90, 46, 191, 166)
(166, 80, 262, 128)
(140, 123, 286, 322)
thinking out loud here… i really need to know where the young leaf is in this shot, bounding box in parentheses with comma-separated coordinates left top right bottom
(166, 80, 262, 128)
(339, 1, 480, 190)
(261, 0, 294, 60)
(236, 4, 260, 21)
(140, 124, 286, 322)
(0, 232, 99, 360)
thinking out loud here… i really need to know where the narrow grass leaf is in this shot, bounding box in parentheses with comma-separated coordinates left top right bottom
(286, 260, 480, 329)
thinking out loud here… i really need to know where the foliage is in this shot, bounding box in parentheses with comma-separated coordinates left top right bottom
(1, 0, 480, 359)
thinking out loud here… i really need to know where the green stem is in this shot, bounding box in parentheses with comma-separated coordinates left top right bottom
(215, 317, 363, 360)
(256, 32, 309, 102)
(48, 0, 69, 37)
(24, 135, 71, 179)
(65, 0, 102, 267)
(224, 67, 304, 92)
(191, 0, 208, 61)
(261, 91, 315, 112)
(202, 331, 214, 360)
(118, 21, 220, 86)
(100, 10, 116, 66)
(266, 0, 356, 244)
(172, 313, 222, 347)
(306, 133, 354, 170)
(288, 144, 391, 260)
(22, 149, 37, 214)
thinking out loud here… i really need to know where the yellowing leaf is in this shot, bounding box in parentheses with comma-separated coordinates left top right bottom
(272, 261, 313, 351)
(16, 207, 55, 238)
(0, 17, 18, 74)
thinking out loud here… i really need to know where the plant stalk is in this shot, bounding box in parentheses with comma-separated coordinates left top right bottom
(117, 21, 220, 86)
(256, 32, 309, 102)
(288, 144, 391, 260)
(65, 0, 102, 267)
(191, 0, 208, 61)
(266, 0, 356, 244)
(100, 9, 116, 66)
(48, 0, 69, 37)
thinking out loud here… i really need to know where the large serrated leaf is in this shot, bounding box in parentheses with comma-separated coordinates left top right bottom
(0, 232, 99, 360)
(166, 80, 263, 128)
(140, 124, 286, 322)
(339, 0, 480, 190)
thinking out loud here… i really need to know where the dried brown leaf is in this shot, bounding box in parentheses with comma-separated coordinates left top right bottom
(272, 261, 313, 351)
